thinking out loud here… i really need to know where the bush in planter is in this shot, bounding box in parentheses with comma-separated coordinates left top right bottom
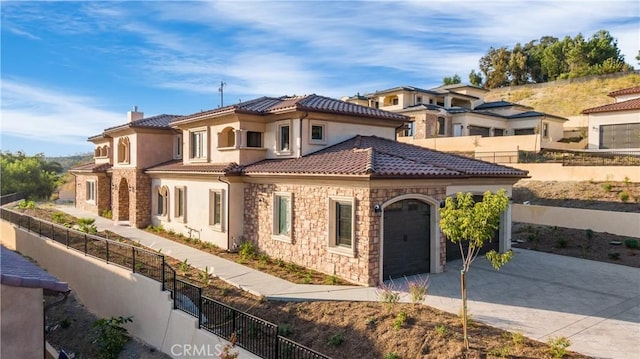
(624, 238, 639, 249)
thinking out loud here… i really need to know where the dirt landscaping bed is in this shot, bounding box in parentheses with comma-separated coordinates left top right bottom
(13, 204, 588, 359)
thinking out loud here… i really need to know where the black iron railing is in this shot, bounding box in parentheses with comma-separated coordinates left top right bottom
(0, 192, 24, 205)
(517, 150, 640, 166)
(1, 207, 332, 359)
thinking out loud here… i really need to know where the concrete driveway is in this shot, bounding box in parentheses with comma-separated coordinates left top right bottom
(419, 248, 640, 359)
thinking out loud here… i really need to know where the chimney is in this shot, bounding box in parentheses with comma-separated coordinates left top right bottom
(127, 105, 144, 123)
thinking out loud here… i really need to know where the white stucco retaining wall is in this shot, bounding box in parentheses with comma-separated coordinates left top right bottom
(511, 163, 640, 182)
(512, 204, 640, 237)
(0, 221, 258, 359)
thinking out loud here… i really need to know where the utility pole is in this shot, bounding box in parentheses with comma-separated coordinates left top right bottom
(218, 81, 227, 107)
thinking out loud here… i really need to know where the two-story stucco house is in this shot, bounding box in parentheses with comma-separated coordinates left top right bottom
(582, 86, 640, 149)
(72, 95, 527, 286)
(344, 84, 567, 145)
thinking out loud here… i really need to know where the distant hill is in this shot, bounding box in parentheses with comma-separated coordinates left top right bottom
(484, 71, 640, 117)
(46, 153, 93, 171)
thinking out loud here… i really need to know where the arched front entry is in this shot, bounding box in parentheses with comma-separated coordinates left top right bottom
(118, 177, 130, 222)
(380, 195, 439, 281)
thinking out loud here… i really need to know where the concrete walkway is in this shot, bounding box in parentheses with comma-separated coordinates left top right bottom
(55, 205, 639, 359)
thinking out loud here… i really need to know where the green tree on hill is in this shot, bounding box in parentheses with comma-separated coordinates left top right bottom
(0, 151, 62, 199)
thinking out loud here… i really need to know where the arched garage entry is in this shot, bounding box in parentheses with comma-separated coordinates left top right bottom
(380, 195, 439, 281)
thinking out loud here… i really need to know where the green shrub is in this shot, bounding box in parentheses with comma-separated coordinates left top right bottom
(376, 282, 400, 313)
(392, 311, 408, 330)
(17, 199, 36, 209)
(406, 275, 429, 304)
(238, 241, 257, 260)
(620, 191, 630, 202)
(556, 238, 568, 249)
(92, 316, 133, 359)
(326, 333, 344, 347)
(434, 324, 448, 337)
(488, 345, 510, 358)
(77, 218, 97, 234)
(52, 211, 66, 224)
(511, 331, 525, 346)
(200, 266, 212, 286)
(383, 353, 400, 359)
(178, 259, 190, 275)
(624, 238, 639, 249)
(547, 336, 571, 358)
(602, 183, 612, 192)
(324, 275, 339, 285)
(100, 209, 113, 219)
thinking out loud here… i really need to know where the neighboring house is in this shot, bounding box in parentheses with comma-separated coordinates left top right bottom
(1, 245, 70, 359)
(582, 86, 640, 149)
(343, 84, 567, 146)
(72, 95, 527, 286)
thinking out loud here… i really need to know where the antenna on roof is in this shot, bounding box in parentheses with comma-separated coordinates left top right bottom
(218, 81, 227, 108)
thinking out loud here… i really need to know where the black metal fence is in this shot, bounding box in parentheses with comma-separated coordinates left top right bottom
(472, 150, 640, 166)
(1, 206, 331, 359)
(0, 192, 24, 205)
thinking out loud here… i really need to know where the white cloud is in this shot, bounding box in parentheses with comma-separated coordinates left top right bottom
(0, 79, 121, 145)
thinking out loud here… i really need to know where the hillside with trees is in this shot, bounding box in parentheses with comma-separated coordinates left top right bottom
(444, 30, 636, 90)
(1, 151, 64, 199)
(484, 72, 640, 117)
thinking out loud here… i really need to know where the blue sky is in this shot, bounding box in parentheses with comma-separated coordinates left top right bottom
(1, 1, 638, 157)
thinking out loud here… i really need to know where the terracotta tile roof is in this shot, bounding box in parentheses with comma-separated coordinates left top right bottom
(171, 95, 408, 125)
(242, 136, 528, 178)
(104, 114, 182, 133)
(608, 86, 640, 97)
(145, 160, 241, 174)
(1, 245, 69, 293)
(581, 98, 640, 114)
(69, 162, 112, 173)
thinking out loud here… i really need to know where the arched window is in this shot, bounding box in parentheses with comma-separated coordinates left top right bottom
(218, 127, 235, 148)
(95, 148, 101, 158)
(117, 137, 130, 163)
(437, 117, 446, 136)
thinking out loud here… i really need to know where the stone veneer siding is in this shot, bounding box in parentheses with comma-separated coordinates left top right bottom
(74, 173, 111, 215)
(244, 182, 447, 286)
(111, 169, 152, 228)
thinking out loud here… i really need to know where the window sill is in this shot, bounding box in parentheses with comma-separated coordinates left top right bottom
(217, 146, 237, 151)
(275, 150, 293, 156)
(85, 200, 96, 205)
(327, 246, 355, 258)
(241, 147, 268, 151)
(154, 215, 169, 221)
(309, 140, 326, 145)
(187, 158, 207, 163)
(271, 234, 292, 244)
(210, 225, 225, 233)
(175, 217, 186, 224)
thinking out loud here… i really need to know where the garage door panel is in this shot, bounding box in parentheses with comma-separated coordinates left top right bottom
(383, 200, 430, 280)
(600, 123, 640, 149)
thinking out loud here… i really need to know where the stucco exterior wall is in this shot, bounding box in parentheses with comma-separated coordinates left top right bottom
(399, 134, 540, 152)
(587, 111, 640, 149)
(301, 119, 396, 156)
(512, 204, 640, 237)
(0, 221, 258, 359)
(149, 176, 231, 249)
(136, 131, 176, 169)
(1, 283, 43, 359)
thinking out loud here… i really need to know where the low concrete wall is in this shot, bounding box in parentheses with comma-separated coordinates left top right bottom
(512, 204, 640, 237)
(0, 221, 258, 359)
(1, 284, 44, 359)
(399, 134, 540, 152)
(511, 163, 640, 182)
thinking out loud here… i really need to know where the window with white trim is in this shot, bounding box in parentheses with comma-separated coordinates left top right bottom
(175, 186, 186, 221)
(156, 185, 169, 217)
(85, 180, 96, 203)
(272, 192, 292, 241)
(310, 121, 326, 144)
(278, 124, 291, 152)
(210, 189, 224, 230)
(190, 130, 206, 159)
(328, 197, 355, 255)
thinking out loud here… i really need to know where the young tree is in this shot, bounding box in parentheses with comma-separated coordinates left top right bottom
(468, 69, 483, 87)
(439, 190, 512, 349)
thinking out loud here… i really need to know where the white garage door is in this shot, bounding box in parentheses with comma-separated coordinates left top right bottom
(600, 123, 640, 149)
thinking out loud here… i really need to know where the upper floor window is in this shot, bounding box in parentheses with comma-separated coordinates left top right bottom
(190, 130, 206, 159)
(272, 192, 292, 242)
(437, 117, 446, 136)
(117, 137, 130, 164)
(542, 123, 549, 138)
(416, 96, 423, 104)
(278, 124, 291, 152)
(383, 95, 399, 107)
(246, 131, 262, 148)
(94, 146, 109, 158)
(86, 180, 96, 203)
(173, 135, 182, 159)
(310, 121, 326, 144)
